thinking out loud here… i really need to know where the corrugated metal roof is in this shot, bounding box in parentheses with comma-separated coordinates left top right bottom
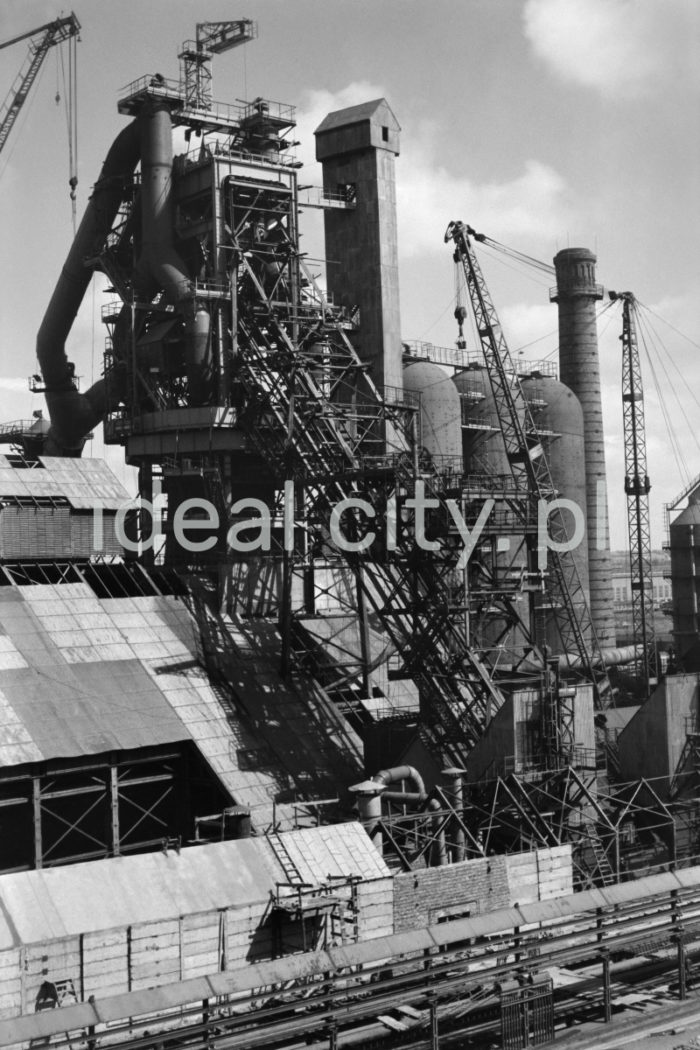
(7, 862, 700, 1046)
(0, 837, 283, 950)
(275, 823, 390, 883)
(314, 98, 399, 134)
(0, 580, 363, 823)
(0, 455, 130, 510)
(0, 824, 386, 952)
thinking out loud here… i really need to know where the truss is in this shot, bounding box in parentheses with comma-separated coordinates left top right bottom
(445, 222, 611, 707)
(612, 291, 657, 692)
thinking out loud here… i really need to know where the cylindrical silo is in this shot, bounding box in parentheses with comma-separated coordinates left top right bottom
(453, 365, 511, 476)
(403, 361, 462, 465)
(453, 366, 530, 661)
(521, 374, 590, 651)
(552, 248, 616, 648)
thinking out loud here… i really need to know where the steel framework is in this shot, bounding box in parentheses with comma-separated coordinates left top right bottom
(178, 20, 257, 110)
(12, 868, 700, 1050)
(97, 80, 540, 765)
(445, 221, 611, 709)
(0, 745, 229, 872)
(610, 291, 657, 693)
(0, 13, 80, 157)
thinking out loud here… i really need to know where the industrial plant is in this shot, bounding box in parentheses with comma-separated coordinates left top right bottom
(2, 13, 700, 1050)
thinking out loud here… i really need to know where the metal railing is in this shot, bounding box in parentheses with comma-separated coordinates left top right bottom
(403, 338, 559, 378)
(549, 282, 604, 301)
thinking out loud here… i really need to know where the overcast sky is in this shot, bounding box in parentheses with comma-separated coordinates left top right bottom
(1, 0, 699, 549)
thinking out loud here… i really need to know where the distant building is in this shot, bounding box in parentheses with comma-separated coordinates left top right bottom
(609, 550, 673, 645)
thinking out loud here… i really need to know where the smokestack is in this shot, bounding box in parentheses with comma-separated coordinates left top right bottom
(552, 249, 616, 648)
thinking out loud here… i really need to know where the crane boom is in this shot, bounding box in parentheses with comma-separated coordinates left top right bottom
(609, 291, 657, 694)
(445, 220, 611, 704)
(178, 20, 257, 110)
(0, 13, 80, 158)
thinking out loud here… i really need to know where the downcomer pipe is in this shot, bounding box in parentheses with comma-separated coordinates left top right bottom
(37, 119, 141, 454)
(137, 103, 212, 403)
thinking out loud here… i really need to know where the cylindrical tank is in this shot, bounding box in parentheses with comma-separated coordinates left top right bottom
(553, 248, 616, 647)
(521, 374, 590, 651)
(669, 496, 700, 660)
(453, 365, 511, 476)
(403, 361, 462, 465)
(453, 366, 530, 662)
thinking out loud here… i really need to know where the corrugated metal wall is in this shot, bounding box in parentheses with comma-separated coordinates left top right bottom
(0, 880, 397, 1018)
(0, 508, 122, 558)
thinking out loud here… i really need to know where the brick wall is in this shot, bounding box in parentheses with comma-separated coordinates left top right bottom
(392, 847, 573, 932)
(393, 855, 510, 932)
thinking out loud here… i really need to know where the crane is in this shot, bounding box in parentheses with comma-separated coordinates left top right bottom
(0, 14, 80, 158)
(178, 20, 257, 110)
(445, 221, 611, 710)
(609, 291, 657, 695)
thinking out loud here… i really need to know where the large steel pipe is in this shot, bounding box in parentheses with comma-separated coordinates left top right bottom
(37, 119, 141, 454)
(137, 103, 212, 403)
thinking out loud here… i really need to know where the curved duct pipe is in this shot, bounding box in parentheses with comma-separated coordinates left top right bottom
(559, 644, 643, 671)
(137, 103, 212, 403)
(371, 765, 426, 796)
(37, 118, 141, 454)
(371, 766, 447, 866)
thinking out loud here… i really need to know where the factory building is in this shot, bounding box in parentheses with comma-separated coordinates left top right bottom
(1, 16, 700, 1050)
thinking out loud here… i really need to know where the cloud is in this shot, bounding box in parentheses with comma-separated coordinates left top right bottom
(295, 83, 576, 263)
(0, 378, 30, 393)
(397, 150, 574, 260)
(500, 302, 559, 361)
(523, 0, 700, 99)
(295, 81, 388, 169)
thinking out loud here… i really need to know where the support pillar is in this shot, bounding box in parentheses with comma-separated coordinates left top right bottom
(601, 950, 611, 1023)
(677, 931, 687, 1000)
(32, 774, 42, 869)
(442, 766, 466, 862)
(349, 780, 385, 852)
(428, 993, 439, 1050)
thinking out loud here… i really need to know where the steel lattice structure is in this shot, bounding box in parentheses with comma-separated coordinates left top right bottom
(445, 221, 611, 712)
(611, 291, 657, 693)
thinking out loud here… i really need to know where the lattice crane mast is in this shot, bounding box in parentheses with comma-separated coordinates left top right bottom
(0, 14, 80, 157)
(178, 20, 257, 110)
(609, 291, 656, 694)
(444, 221, 610, 704)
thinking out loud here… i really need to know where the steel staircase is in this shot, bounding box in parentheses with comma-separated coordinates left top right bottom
(231, 255, 508, 763)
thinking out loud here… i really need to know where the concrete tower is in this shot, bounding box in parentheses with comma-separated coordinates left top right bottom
(552, 248, 616, 648)
(314, 99, 402, 391)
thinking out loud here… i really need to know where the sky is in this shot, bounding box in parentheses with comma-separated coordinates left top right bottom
(0, 0, 699, 549)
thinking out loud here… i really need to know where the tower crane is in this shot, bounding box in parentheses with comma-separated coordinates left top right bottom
(445, 221, 611, 709)
(0, 14, 81, 158)
(609, 291, 657, 695)
(178, 21, 257, 110)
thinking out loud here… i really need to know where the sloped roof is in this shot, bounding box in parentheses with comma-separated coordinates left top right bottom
(0, 454, 130, 510)
(0, 580, 364, 825)
(315, 98, 400, 135)
(671, 500, 700, 529)
(0, 823, 390, 949)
